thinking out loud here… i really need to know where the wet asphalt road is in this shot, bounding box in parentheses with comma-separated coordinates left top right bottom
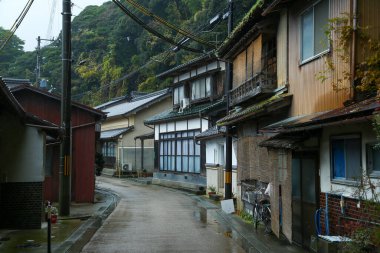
(81, 177, 245, 253)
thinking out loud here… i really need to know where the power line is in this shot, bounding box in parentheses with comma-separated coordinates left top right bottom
(46, 0, 58, 39)
(112, 0, 203, 53)
(123, 0, 216, 49)
(0, 0, 34, 51)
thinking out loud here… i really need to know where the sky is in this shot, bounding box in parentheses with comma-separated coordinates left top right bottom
(0, 0, 109, 51)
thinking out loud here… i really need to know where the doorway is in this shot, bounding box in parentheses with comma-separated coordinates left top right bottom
(291, 152, 319, 248)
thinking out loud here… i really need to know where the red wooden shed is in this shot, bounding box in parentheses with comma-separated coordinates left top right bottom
(10, 84, 105, 203)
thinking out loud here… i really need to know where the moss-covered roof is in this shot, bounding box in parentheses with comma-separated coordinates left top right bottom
(217, 0, 269, 58)
(217, 93, 292, 126)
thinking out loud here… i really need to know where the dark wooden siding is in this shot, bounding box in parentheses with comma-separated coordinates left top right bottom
(14, 89, 98, 203)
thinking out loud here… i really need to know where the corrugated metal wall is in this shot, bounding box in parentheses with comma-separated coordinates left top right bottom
(288, 0, 351, 116)
(357, 0, 380, 63)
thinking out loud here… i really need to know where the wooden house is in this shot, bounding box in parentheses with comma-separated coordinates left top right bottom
(259, 0, 380, 249)
(8, 82, 105, 203)
(218, 0, 380, 250)
(95, 89, 172, 175)
(145, 55, 226, 191)
(0, 78, 58, 229)
(216, 0, 294, 243)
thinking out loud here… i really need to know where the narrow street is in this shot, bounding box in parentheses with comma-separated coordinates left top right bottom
(81, 177, 245, 253)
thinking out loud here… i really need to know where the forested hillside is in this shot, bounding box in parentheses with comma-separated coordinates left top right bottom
(0, 0, 257, 106)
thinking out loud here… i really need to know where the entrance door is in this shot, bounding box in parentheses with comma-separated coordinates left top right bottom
(292, 153, 319, 248)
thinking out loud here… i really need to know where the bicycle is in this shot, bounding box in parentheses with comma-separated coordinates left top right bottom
(253, 190, 271, 233)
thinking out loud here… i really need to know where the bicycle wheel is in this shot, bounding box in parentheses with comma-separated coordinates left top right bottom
(262, 206, 271, 233)
(253, 205, 259, 230)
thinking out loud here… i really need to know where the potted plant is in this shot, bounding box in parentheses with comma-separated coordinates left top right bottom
(50, 207, 58, 224)
(45, 205, 58, 224)
(208, 185, 216, 196)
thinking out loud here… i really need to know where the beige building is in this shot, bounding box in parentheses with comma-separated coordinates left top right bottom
(96, 89, 172, 175)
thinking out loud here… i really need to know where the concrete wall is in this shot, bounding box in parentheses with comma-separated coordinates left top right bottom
(153, 171, 206, 191)
(0, 119, 45, 183)
(101, 116, 130, 131)
(123, 96, 172, 148)
(206, 166, 238, 196)
(0, 110, 45, 229)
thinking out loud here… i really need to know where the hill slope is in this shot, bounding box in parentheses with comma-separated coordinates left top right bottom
(0, 0, 256, 106)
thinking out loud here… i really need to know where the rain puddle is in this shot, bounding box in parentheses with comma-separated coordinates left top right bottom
(0, 219, 82, 253)
(192, 204, 253, 253)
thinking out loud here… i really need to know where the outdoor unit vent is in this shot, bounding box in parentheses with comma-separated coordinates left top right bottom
(122, 163, 133, 172)
(178, 98, 190, 113)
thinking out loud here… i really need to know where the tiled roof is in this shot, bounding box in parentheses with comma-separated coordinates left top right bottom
(262, 96, 380, 132)
(217, 0, 267, 58)
(145, 100, 223, 125)
(195, 126, 226, 140)
(100, 126, 134, 140)
(217, 93, 292, 126)
(156, 52, 216, 78)
(100, 88, 170, 118)
(9, 84, 105, 118)
(259, 133, 307, 149)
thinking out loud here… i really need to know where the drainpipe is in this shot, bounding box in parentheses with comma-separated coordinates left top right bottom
(325, 192, 330, 235)
(350, 0, 357, 99)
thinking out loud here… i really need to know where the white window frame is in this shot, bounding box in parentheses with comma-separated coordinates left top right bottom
(300, 0, 330, 65)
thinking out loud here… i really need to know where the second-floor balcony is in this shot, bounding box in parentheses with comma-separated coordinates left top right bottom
(229, 72, 277, 106)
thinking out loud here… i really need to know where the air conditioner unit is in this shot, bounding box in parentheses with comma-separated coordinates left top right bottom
(122, 163, 133, 172)
(180, 98, 190, 109)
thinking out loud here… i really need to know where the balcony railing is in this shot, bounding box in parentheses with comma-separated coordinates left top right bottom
(230, 72, 277, 106)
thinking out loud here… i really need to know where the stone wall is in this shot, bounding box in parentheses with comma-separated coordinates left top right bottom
(0, 182, 43, 229)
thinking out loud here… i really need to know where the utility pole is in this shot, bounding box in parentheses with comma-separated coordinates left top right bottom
(59, 0, 72, 216)
(225, 0, 233, 200)
(35, 36, 54, 87)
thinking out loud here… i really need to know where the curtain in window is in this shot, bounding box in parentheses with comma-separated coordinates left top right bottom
(159, 130, 201, 173)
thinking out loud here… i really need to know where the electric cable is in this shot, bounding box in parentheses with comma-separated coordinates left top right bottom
(123, 0, 216, 49)
(46, 0, 58, 39)
(0, 0, 34, 51)
(112, 0, 203, 53)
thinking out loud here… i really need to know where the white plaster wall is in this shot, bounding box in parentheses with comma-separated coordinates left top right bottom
(205, 138, 237, 166)
(201, 119, 208, 132)
(167, 122, 175, 132)
(154, 125, 159, 140)
(320, 122, 379, 198)
(188, 118, 200, 129)
(1, 124, 45, 182)
(176, 120, 187, 131)
(206, 167, 219, 191)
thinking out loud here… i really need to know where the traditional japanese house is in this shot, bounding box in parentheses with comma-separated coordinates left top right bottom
(145, 54, 226, 191)
(216, 0, 293, 241)
(259, 0, 380, 249)
(8, 81, 105, 203)
(95, 89, 172, 176)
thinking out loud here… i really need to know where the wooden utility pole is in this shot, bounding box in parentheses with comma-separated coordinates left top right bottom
(59, 0, 72, 216)
(225, 0, 233, 200)
(35, 36, 54, 87)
